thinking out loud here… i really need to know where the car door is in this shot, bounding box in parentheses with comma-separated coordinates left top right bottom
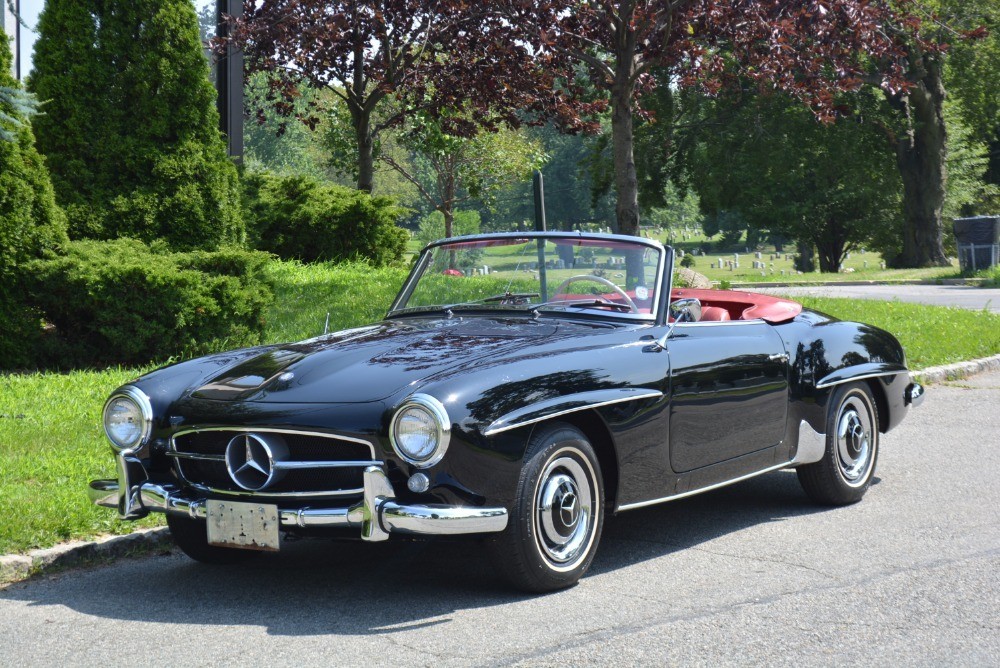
(666, 320, 789, 473)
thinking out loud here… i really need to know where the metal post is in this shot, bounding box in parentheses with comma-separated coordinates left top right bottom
(3, 0, 20, 79)
(533, 170, 548, 300)
(216, 0, 243, 163)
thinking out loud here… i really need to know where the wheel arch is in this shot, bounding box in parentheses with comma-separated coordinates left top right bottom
(864, 377, 891, 434)
(544, 410, 620, 513)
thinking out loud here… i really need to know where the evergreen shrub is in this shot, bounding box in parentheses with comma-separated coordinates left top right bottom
(243, 171, 408, 266)
(0, 28, 69, 368)
(28, 0, 243, 249)
(22, 240, 274, 369)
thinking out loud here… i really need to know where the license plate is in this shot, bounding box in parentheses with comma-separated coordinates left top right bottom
(206, 500, 280, 552)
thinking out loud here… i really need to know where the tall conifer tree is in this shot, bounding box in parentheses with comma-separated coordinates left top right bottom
(0, 27, 68, 367)
(29, 0, 242, 249)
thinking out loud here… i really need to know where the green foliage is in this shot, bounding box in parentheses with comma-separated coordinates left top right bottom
(943, 100, 1000, 219)
(416, 210, 481, 247)
(20, 240, 273, 369)
(243, 72, 335, 180)
(0, 83, 39, 143)
(386, 111, 546, 225)
(679, 253, 696, 268)
(483, 123, 615, 232)
(28, 0, 242, 249)
(0, 28, 69, 369)
(690, 92, 900, 271)
(242, 171, 409, 265)
(645, 181, 703, 235)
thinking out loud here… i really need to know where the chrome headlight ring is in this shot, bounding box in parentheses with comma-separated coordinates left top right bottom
(390, 393, 451, 468)
(102, 385, 153, 452)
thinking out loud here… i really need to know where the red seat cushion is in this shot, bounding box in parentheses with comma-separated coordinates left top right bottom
(699, 306, 731, 322)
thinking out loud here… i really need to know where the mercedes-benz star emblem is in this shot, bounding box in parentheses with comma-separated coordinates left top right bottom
(225, 433, 276, 491)
(559, 490, 579, 528)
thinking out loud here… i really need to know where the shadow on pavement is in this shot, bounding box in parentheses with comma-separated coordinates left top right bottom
(1, 470, 835, 636)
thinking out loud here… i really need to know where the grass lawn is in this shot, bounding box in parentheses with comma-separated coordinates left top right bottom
(647, 228, 962, 284)
(1, 258, 997, 555)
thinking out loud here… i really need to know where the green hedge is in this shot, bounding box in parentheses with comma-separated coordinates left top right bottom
(19, 239, 274, 369)
(243, 171, 408, 265)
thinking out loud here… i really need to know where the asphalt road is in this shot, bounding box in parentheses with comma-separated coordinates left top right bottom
(754, 284, 1000, 312)
(2, 374, 998, 666)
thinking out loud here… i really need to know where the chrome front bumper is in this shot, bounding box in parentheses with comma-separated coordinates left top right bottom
(88, 454, 508, 541)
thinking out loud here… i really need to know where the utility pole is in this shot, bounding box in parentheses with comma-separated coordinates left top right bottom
(215, 0, 243, 162)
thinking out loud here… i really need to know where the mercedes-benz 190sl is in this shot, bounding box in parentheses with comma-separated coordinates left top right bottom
(89, 232, 924, 591)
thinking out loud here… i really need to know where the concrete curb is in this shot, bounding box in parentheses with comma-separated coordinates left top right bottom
(3, 351, 999, 585)
(0, 527, 171, 584)
(912, 353, 1000, 385)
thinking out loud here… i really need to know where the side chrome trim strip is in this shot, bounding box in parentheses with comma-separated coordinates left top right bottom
(616, 461, 792, 512)
(674, 319, 764, 327)
(483, 389, 664, 436)
(815, 369, 908, 390)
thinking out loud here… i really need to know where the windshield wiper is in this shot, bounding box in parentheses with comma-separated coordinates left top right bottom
(447, 292, 540, 308)
(534, 299, 633, 313)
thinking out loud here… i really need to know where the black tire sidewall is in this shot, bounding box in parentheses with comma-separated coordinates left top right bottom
(491, 423, 605, 592)
(825, 383, 880, 493)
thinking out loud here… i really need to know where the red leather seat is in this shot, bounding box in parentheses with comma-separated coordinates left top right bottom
(699, 306, 731, 322)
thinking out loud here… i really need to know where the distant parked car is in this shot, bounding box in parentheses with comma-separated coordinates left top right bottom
(90, 232, 924, 591)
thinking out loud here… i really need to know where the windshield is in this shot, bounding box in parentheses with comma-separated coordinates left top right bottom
(390, 235, 664, 319)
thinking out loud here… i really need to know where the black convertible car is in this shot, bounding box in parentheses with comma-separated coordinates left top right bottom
(90, 232, 924, 591)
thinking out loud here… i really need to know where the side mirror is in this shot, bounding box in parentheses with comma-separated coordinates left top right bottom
(651, 298, 703, 351)
(669, 298, 702, 323)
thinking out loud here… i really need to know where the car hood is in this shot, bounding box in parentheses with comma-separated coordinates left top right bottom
(189, 317, 571, 403)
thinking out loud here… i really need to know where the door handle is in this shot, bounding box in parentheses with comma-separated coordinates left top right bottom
(768, 353, 789, 363)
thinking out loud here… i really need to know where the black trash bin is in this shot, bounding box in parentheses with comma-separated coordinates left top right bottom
(953, 216, 1000, 272)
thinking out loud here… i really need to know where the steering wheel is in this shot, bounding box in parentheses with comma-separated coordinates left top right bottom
(551, 274, 639, 313)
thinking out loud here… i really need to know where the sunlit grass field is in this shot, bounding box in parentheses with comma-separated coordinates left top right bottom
(1, 257, 997, 555)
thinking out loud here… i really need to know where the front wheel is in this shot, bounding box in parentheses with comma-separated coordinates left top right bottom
(167, 514, 261, 565)
(797, 382, 880, 505)
(487, 423, 604, 593)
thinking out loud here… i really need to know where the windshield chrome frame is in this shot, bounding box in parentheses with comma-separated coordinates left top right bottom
(387, 232, 670, 324)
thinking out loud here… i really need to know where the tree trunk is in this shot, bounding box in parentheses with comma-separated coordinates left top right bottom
(610, 84, 639, 238)
(352, 106, 375, 193)
(887, 52, 950, 267)
(816, 239, 846, 273)
(794, 239, 815, 272)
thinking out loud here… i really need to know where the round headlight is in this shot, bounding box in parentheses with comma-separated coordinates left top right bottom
(390, 394, 450, 467)
(102, 386, 152, 451)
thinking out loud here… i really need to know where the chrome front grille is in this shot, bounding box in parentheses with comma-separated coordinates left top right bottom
(169, 428, 381, 497)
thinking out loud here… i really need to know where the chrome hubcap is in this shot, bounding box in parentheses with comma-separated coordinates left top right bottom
(535, 454, 595, 567)
(836, 396, 874, 485)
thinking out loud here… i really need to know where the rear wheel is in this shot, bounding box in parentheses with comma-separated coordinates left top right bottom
(797, 382, 880, 505)
(167, 514, 261, 565)
(487, 423, 604, 593)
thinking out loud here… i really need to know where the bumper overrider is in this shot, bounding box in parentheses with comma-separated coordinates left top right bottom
(88, 453, 508, 541)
